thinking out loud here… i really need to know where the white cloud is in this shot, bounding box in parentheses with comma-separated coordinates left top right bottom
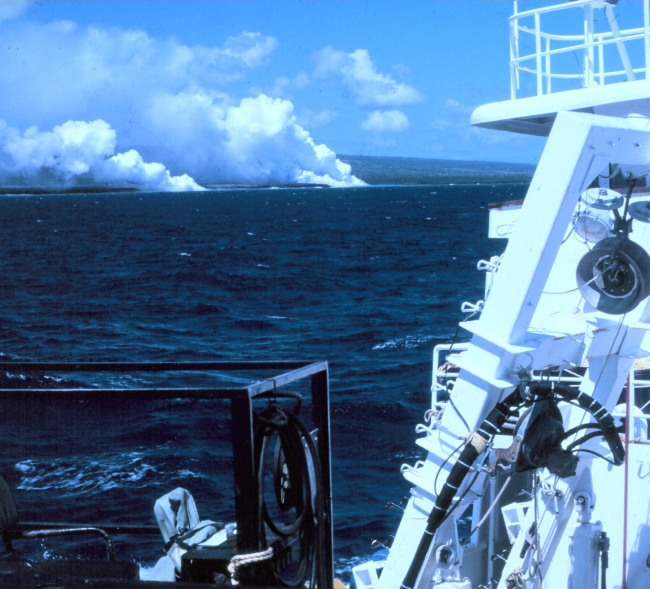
(0, 0, 30, 21)
(219, 31, 277, 68)
(0, 20, 362, 188)
(444, 98, 474, 113)
(297, 108, 339, 129)
(313, 46, 423, 107)
(293, 72, 310, 89)
(255, 73, 312, 100)
(0, 119, 204, 191)
(361, 110, 411, 133)
(0, 21, 278, 127)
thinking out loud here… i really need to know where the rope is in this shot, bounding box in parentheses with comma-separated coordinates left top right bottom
(461, 475, 512, 544)
(505, 567, 525, 589)
(228, 547, 274, 585)
(424, 406, 444, 423)
(464, 431, 488, 454)
(541, 477, 560, 515)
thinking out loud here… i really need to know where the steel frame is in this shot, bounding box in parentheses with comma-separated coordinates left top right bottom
(0, 360, 333, 588)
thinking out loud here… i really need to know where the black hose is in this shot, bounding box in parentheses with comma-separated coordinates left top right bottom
(400, 388, 523, 589)
(539, 383, 624, 465)
(399, 381, 625, 589)
(561, 422, 604, 440)
(253, 403, 325, 588)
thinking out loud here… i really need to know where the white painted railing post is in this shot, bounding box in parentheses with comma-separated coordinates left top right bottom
(598, 34, 605, 86)
(545, 36, 552, 94)
(535, 11, 543, 95)
(585, 3, 594, 87)
(643, 0, 650, 80)
(509, 18, 517, 99)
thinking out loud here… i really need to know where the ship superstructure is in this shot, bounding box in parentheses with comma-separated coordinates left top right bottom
(353, 2, 650, 588)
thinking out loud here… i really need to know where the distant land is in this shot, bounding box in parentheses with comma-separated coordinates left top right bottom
(338, 155, 535, 186)
(0, 155, 536, 195)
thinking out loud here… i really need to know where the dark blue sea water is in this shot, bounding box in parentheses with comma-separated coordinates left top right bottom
(0, 161, 531, 578)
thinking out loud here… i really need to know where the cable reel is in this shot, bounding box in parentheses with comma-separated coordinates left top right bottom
(253, 396, 325, 589)
(576, 178, 650, 314)
(576, 236, 650, 314)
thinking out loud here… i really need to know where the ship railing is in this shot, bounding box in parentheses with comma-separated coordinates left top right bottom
(431, 343, 650, 433)
(509, 0, 650, 99)
(0, 360, 333, 587)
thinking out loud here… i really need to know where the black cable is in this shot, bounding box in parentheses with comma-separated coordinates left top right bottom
(448, 396, 471, 433)
(443, 323, 463, 396)
(561, 422, 604, 441)
(253, 402, 325, 588)
(433, 440, 466, 495)
(443, 316, 474, 432)
(566, 430, 613, 453)
(573, 448, 617, 465)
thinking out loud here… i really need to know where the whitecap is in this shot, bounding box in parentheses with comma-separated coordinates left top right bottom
(14, 451, 203, 495)
(179, 253, 191, 256)
(373, 335, 437, 351)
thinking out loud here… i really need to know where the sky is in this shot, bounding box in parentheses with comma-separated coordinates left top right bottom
(0, 0, 645, 189)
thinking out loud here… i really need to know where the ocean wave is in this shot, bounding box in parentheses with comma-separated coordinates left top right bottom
(372, 335, 437, 350)
(15, 451, 202, 495)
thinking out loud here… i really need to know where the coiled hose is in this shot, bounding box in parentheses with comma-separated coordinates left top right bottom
(254, 397, 325, 588)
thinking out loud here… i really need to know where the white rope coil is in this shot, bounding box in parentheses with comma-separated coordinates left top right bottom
(228, 547, 274, 585)
(424, 406, 444, 423)
(464, 431, 488, 454)
(460, 300, 484, 314)
(505, 567, 525, 589)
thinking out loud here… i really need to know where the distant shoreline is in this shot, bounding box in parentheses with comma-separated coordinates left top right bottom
(0, 179, 535, 196)
(0, 155, 536, 195)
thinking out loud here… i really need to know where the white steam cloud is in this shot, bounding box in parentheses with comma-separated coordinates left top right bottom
(147, 91, 362, 187)
(0, 119, 204, 191)
(0, 19, 365, 188)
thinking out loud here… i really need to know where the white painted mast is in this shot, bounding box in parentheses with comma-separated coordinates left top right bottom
(353, 2, 650, 588)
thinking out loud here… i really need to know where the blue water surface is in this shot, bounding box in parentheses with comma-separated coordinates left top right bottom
(0, 180, 528, 576)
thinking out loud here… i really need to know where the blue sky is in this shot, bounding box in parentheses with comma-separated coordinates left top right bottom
(0, 0, 645, 188)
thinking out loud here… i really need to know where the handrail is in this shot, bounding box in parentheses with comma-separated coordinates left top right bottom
(509, 0, 650, 99)
(508, 0, 608, 22)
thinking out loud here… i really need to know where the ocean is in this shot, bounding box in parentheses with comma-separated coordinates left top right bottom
(0, 156, 532, 579)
